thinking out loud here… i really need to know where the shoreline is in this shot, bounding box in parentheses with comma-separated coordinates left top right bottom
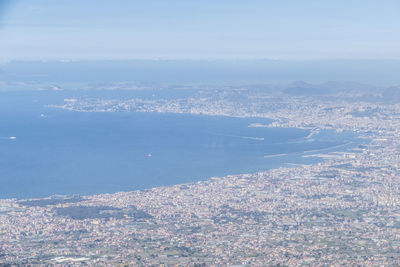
(3, 91, 400, 265)
(0, 110, 363, 201)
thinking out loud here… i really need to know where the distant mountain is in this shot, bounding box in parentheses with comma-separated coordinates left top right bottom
(284, 81, 382, 96)
(382, 86, 400, 103)
(284, 81, 325, 96)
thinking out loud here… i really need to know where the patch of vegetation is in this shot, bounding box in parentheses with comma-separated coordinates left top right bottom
(55, 205, 152, 220)
(19, 196, 83, 207)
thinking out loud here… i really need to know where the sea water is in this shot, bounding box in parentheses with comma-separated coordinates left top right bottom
(0, 91, 362, 199)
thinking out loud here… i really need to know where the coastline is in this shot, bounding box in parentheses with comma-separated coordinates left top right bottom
(2, 91, 400, 265)
(0, 109, 362, 200)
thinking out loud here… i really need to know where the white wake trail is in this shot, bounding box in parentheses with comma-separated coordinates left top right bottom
(0, 136, 16, 140)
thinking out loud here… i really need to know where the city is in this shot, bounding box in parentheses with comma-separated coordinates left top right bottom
(2, 86, 400, 265)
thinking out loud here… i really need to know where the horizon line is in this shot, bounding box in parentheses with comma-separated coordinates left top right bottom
(2, 58, 400, 64)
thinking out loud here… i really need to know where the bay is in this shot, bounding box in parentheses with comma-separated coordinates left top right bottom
(0, 91, 361, 199)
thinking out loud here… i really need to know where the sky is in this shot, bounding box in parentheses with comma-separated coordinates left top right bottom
(0, 0, 399, 61)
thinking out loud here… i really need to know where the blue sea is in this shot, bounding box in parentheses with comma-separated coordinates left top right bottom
(0, 91, 363, 199)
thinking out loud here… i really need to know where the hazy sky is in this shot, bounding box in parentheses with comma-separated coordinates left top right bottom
(0, 0, 399, 61)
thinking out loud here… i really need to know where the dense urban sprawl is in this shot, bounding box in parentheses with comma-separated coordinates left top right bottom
(2, 85, 400, 265)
